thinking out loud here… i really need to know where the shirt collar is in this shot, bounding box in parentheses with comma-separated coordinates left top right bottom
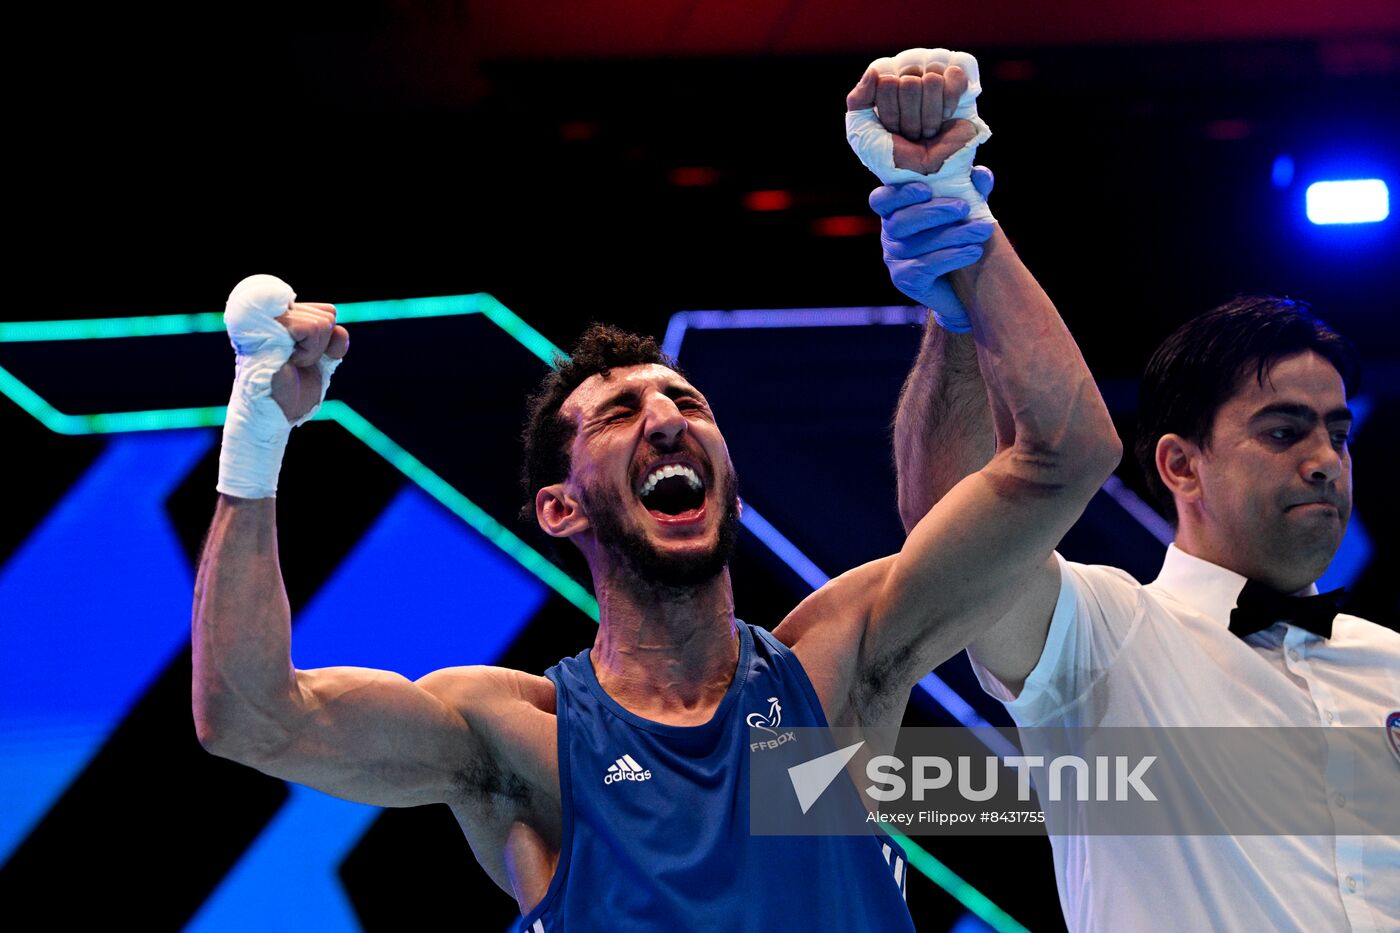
(1148, 544, 1319, 628)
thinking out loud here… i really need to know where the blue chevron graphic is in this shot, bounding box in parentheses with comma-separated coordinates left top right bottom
(0, 430, 215, 862)
(184, 485, 548, 931)
(185, 784, 381, 933)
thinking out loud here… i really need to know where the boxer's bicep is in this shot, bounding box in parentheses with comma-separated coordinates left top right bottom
(862, 452, 1095, 694)
(225, 664, 491, 809)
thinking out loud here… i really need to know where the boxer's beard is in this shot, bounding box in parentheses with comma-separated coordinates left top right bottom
(581, 465, 741, 590)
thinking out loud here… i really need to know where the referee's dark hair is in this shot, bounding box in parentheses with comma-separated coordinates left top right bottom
(1135, 296, 1361, 524)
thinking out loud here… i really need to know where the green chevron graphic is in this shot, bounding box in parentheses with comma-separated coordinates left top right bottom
(0, 294, 592, 619)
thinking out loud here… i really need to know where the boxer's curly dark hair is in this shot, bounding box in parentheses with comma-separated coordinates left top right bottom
(1135, 295, 1360, 524)
(519, 323, 682, 524)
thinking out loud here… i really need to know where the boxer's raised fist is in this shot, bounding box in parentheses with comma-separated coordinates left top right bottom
(224, 274, 349, 425)
(270, 302, 348, 423)
(218, 274, 348, 499)
(848, 58, 975, 172)
(845, 49, 993, 222)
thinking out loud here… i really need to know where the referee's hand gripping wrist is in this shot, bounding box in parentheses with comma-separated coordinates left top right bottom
(869, 169, 995, 332)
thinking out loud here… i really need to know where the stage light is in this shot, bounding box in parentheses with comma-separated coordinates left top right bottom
(1305, 179, 1389, 225)
(669, 166, 721, 187)
(743, 189, 793, 211)
(812, 215, 878, 237)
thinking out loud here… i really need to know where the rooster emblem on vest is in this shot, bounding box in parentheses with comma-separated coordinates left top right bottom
(747, 697, 782, 736)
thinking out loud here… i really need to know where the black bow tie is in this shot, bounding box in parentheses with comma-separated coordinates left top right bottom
(1230, 580, 1343, 640)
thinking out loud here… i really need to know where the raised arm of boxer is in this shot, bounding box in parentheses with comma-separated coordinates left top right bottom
(849, 52, 1122, 697)
(191, 277, 501, 808)
(892, 323, 995, 533)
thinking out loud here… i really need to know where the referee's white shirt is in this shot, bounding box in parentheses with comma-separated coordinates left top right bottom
(971, 544, 1400, 933)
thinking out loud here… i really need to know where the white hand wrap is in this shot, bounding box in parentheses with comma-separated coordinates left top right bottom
(845, 48, 994, 222)
(216, 274, 341, 499)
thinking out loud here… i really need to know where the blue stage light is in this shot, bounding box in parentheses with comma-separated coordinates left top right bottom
(1305, 179, 1390, 225)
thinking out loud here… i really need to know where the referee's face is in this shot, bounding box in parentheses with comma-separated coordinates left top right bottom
(1189, 350, 1353, 591)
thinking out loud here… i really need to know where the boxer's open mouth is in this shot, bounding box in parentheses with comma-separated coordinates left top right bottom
(637, 461, 706, 518)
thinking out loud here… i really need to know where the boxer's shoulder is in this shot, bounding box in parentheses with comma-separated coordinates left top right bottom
(779, 556, 895, 637)
(419, 664, 556, 734)
(429, 667, 559, 823)
(428, 665, 562, 906)
(774, 556, 897, 721)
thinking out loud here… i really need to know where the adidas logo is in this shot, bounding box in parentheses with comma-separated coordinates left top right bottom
(604, 754, 653, 785)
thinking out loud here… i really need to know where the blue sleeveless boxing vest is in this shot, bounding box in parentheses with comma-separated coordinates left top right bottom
(520, 621, 916, 932)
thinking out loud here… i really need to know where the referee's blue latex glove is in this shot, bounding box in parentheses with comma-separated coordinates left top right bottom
(869, 166, 995, 332)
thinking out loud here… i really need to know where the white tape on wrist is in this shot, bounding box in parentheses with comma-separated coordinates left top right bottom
(216, 274, 338, 499)
(846, 47, 994, 222)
